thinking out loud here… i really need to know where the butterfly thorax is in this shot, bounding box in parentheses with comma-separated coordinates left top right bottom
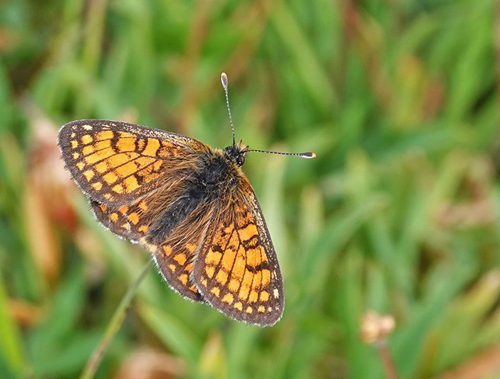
(147, 147, 244, 244)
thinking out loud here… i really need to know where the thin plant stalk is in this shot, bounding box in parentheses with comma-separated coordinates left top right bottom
(79, 259, 153, 379)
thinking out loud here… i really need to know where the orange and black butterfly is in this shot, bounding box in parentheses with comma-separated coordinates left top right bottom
(58, 73, 315, 326)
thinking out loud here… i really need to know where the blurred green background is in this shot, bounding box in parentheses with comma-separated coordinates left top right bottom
(1, 0, 500, 378)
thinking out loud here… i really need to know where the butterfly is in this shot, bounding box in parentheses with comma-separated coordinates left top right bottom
(58, 73, 315, 326)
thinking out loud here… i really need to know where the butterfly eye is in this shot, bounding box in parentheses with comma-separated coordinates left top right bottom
(236, 154, 246, 166)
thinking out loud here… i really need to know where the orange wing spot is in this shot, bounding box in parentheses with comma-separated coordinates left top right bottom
(185, 263, 193, 272)
(128, 212, 139, 225)
(138, 201, 148, 212)
(103, 172, 118, 185)
(123, 176, 140, 192)
(230, 250, 245, 280)
(238, 223, 258, 242)
(205, 250, 222, 265)
(85, 148, 115, 165)
(82, 145, 95, 155)
(106, 154, 130, 169)
(178, 274, 188, 285)
(168, 264, 176, 272)
(96, 130, 114, 140)
(137, 156, 157, 168)
(268, 306, 273, 312)
(139, 225, 149, 233)
(121, 222, 129, 230)
(216, 270, 228, 285)
(245, 248, 259, 270)
(118, 131, 135, 138)
(109, 213, 118, 222)
(210, 287, 220, 297)
(118, 206, 129, 214)
(72, 152, 80, 159)
(93, 140, 112, 151)
(81, 135, 93, 144)
(201, 278, 208, 287)
(253, 270, 262, 291)
(248, 291, 258, 303)
(83, 170, 94, 181)
(94, 162, 108, 174)
(92, 182, 102, 190)
(189, 285, 199, 293)
(163, 245, 172, 257)
(173, 253, 187, 266)
(260, 291, 269, 302)
(186, 243, 196, 253)
(115, 161, 140, 178)
(262, 269, 271, 287)
(104, 193, 111, 200)
(99, 204, 107, 212)
(246, 306, 253, 314)
(238, 272, 253, 300)
(221, 247, 237, 273)
(70, 132, 76, 138)
(258, 306, 265, 313)
(234, 302, 243, 311)
(143, 138, 160, 157)
(222, 293, 233, 304)
(116, 138, 135, 153)
(205, 266, 215, 279)
(112, 184, 124, 194)
(76, 162, 85, 170)
(273, 288, 279, 299)
(71, 140, 78, 148)
(152, 160, 162, 171)
(228, 279, 239, 293)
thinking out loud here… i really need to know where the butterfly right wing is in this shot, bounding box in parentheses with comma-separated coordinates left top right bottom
(193, 176, 284, 326)
(58, 119, 210, 207)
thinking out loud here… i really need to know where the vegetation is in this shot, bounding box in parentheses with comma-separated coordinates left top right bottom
(1, 0, 500, 378)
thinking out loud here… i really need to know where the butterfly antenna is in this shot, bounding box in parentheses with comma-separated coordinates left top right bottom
(221, 72, 316, 160)
(221, 72, 236, 147)
(247, 149, 316, 159)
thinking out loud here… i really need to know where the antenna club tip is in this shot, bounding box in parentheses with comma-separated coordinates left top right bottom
(304, 152, 316, 159)
(221, 72, 228, 88)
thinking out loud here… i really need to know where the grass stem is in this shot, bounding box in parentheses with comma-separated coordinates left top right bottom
(79, 259, 153, 379)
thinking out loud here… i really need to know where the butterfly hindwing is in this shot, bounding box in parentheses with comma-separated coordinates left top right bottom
(193, 176, 284, 326)
(148, 200, 217, 302)
(90, 198, 154, 242)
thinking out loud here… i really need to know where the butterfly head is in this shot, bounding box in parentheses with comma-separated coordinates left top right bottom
(224, 140, 248, 167)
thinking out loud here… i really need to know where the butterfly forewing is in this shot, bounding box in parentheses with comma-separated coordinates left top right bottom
(58, 119, 209, 206)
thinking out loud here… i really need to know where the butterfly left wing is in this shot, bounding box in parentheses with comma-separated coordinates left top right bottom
(193, 176, 284, 326)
